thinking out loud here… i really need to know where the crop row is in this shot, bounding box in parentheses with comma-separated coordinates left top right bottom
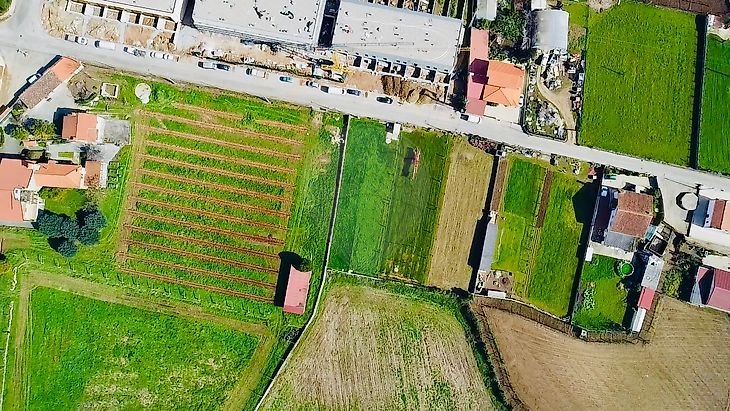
(126, 243, 278, 283)
(136, 188, 286, 227)
(134, 202, 286, 241)
(170, 96, 309, 125)
(173, 103, 308, 133)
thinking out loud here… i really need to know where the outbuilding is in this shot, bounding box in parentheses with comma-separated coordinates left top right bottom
(530, 9, 569, 52)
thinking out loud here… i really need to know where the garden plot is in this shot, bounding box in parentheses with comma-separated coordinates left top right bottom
(699, 35, 730, 174)
(580, 2, 697, 165)
(329, 119, 451, 283)
(572, 255, 629, 330)
(492, 157, 593, 317)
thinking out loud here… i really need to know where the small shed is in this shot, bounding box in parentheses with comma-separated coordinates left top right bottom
(478, 222, 499, 274)
(531, 10, 569, 52)
(630, 308, 647, 333)
(283, 266, 312, 315)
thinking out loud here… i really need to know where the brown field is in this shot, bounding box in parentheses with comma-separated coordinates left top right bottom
(261, 283, 493, 410)
(480, 297, 730, 410)
(428, 139, 493, 290)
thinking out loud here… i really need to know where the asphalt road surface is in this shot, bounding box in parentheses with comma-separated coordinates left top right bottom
(0, 0, 727, 191)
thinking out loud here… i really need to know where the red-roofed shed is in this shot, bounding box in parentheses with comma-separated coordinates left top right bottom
(708, 268, 730, 313)
(283, 267, 312, 315)
(638, 287, 655, 310)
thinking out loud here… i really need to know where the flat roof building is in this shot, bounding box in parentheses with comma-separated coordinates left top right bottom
(86, 0, 187, 21)
(283, 266, 312, 315)
(331, 0, 463, 73)
(531, 9, 569, 52)
(192, 0, 326, 46)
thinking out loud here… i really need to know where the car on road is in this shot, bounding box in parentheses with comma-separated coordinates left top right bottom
(65, 34, 88, 45)
(461, 113, 481, 124)
(519, 94, 525, 106)
(215, 63, 232, 71)
(321, 85, 344, 95)
(123, 46, 145, 57)
(305, 80, 319, 88)
(199, 61, 216, 69)
(376, 96, 393, 104)
(26, 73, 40, 84)
(244, 68, 268, 78)
(346, 88, 362, 97)
(94, 40, 116, 50)
(150, 51, 174, 60)
(279, 75, 294, 83)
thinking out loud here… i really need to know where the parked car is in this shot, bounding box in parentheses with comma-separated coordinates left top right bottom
(305, 80, 319, 88)
(215, 63, 232, 71)
(519, 94, 525, 106)
(461, 113, 481, 124)
(244, 68, 268, 78)
(345, 88, 362, 97)
(150, 51, 174, 60)
(123, 46, 145, 57)
(26, 73, 40, 84)
(199, 61, 216, 69)
(65, 34, 88, 45)
(320, 85, 344, 95)
(94, 40, 116, 50)
(376, 96, 393, 104)
(279, 75, 294, 83)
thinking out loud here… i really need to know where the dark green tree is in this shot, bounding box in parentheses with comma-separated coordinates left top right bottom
(77, 224, 100, 246)
(11, 125, 29, 141)
(491, 8, 526, 42)
(59, 218, 80, 241)
(28, 119, 57, 140)
(34, 211, 64, 238)
(79, 206, 107, 231)
(53, 238, 78, 258)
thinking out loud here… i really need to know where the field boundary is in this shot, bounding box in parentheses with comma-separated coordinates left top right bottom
(7, 272, 274, 409)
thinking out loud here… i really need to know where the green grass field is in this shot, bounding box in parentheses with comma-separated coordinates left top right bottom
(699, 35, 730, 174)
(572, 255, 629, 330)
(580, 2, 697, 165)
(330, 119, 450, 283)
(38, 188, 88, 217)
(493, 157, 591, 317)
(26, 287, 259, 409)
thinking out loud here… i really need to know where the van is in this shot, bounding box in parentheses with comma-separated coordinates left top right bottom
(461, 113, 481, 124)
(321, 85, 344, 95)
(95, 40, 116, 50)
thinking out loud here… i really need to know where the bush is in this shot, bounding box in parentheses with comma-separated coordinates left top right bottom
(491, 7, 526, 42)
(35, 211, 64, 238)
(28, 119, 57, 140)
(59, 218, 80, 241)
(53, 238, 78, 258)
(11, 125, 29, 140)
(582, 286, 596, 310)
(78, 206, 107, 231)
(299, 257, 312, 272)
(662, 269, 682, 298)
(77, 225, 100, 246)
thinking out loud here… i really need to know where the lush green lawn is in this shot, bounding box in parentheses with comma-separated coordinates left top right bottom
(580, 1, 697, 165)
(531, 174, 590, 317)
(699, 35, 730, 174)
(573, 255, 629, 330)
(502, 158, 545, 219)
(330, 120, 450, 283)
(28, 287, 259, 409)
(38, 188, 88, 217)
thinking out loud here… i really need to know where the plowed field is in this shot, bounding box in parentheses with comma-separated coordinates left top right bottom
(478, 297, 730, 410)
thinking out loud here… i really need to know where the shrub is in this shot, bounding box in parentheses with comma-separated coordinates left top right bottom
(28, 119, 57, 140)
(299, 257, 312, 272)
(662, 269, 682, 298)
(77, 225, 100, 246)
(11, 125, 29, 140)
(35, 211, 64, 238)
(79, 206, 107, 231)
(59, 218, 80, 241)
(53, 238, 78, 258)
(491, 7, 526, 42)
(582, 286, 596, 311)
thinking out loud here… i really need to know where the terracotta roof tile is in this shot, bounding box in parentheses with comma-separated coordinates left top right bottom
(62, 113, 98, 142)
(610, 191, 654, 237)
(33, 161, 83, 189)
(0, 190, 23, 223)
(708, 268, 730, 312)
(283, 267, 311, 315)
(0, 159, 33, 191)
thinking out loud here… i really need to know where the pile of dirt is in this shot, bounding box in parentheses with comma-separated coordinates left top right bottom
(381, 76, 443, 104)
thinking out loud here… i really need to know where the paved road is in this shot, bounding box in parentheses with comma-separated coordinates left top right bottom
(0, 0, 728, 191)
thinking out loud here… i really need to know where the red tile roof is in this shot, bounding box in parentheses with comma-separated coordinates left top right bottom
(469, 28, 490, 62)
(0, 159, 33, 191)
(84, 161, 102, 188)
(50, 57, 82, 82)
(711, 199, 725, 229)
(62, 113, 98, 142)
(17, 57, 81, 109)
(283, 267, 312, 315)
(708, 268, 730, 312)
(482, 61, 524, 107)
(0, 191, 23, 223)
(33, 161, 83, 189)
(610, 191, 654, 237)
(638, 287, 655, 310)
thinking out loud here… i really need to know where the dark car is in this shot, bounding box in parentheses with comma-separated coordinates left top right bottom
(346, 88, 362, 96)
(216, 63, 232, 71)
(376, 96, 394, 104)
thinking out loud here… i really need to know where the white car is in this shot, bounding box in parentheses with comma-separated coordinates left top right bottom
(199, 61, 216, 69)
(150, 51, 174, 60)
(461, 113, 481, 124)
(123, 46, 146, 57)
(65, 34, 88, 45)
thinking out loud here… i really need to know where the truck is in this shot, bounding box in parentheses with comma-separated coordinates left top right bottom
(244, 68, 268, 78)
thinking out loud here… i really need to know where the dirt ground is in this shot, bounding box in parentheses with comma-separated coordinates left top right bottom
(86, 18, 120, 42)
(480, 297, 730, 410)
(428, 139, 493, 290)
(261, 284, 493, 410)
(124, 26, 155, 47)
(41, 0, 83, 36)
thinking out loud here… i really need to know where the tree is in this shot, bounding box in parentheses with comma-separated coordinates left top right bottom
(10, 125, 29, 141)
(28, 119, 57, 140)
(474, 18, 489, 30)
(77, 225, 100, 246)
(59, 218, 80, 241)
(79, 206, 107, 231)
(34, 211, 64, 238)
(53, 238, 78, 258)
(491, 7, 526, 43)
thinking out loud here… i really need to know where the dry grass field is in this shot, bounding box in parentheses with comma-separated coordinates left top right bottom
(428, 139, 493, 290)
(261, 283, 492, 410)
(480, 297, 730, 410)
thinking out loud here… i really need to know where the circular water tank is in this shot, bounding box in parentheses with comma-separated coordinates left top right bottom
(679, 192, 698, 211)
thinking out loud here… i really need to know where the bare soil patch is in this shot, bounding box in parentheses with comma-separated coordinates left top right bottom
(124, 26, 155, 47)
(261, 284, 492, 410)
(86, 18, 120, 42)
(480, 297, 730, 410)
(428, 140, 493, 290)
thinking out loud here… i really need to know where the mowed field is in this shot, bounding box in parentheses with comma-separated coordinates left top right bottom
(492, 157, 592, 316)
(428, 139, 492, 290)
(699, 35, 730, 174)
(478, 297, 730, 409)
(330, 119, 451, 283)
(580, 2, 697, 165)
(261, 280, 493, 410)
(10, 273, 273, 410)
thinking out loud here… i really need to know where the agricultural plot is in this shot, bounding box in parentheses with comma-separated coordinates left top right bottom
(492, 157, 592, 317)
(478, 297, 730, 409)
(330, 119, 450, 283)
(580, 2, 697, 165)
(428, 140, 492, 290)
(261, 277, 494, 410)
(699, 35, 730, 174)
(8, 273, 272, 410)
(573, 255, 629, 330)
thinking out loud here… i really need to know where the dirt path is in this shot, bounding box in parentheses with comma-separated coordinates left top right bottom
(536, 69, 577, 144)
(490, 158, 509, 213)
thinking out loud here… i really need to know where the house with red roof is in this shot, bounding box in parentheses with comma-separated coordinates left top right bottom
(590, 185, 655, 254)
(16, 57, 82, 110)
(465, 29, 525, 116)
(62, 112, 102, 143)
(691, 266, 730, 313)
(283, 266, 312, 315)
